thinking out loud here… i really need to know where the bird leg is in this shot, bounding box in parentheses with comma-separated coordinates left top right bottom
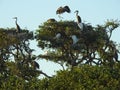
(58, 15, 64, 20)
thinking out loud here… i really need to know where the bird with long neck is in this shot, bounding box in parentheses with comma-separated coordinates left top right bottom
(74, 10, 83, 31)
(13, 17, 21, 33)
(70, 10, 82, 45)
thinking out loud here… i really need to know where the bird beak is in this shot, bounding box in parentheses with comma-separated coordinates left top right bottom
(74, 10, 78, 13)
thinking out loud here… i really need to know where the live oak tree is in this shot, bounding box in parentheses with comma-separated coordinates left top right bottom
(0, 28, 40, 88)
(34, 19, 120, 90)
(0, 13, 120, 89)
(36, 19, 120, 68)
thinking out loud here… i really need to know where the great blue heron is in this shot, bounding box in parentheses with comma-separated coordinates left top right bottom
(56, 5, 71, 19)
(13, 17, 21, 33)
(74, 10, 83, 30)
(74, 10, 81, 23)
(56, 5, 71, 14)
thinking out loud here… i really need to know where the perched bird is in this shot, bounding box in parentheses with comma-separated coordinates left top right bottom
(47, 18, 56, 23)
(54, 33, 61, 39)
(13, 17, 21, 33)
(56, 5, 71, 14)
(71, 35, 79, 45)
(54, 31, 66, 39)
(74, 10, 81, 23)
(74, 10, 83, 30)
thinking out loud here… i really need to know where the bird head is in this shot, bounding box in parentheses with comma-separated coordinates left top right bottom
(13, 17, 17, 20)
(74, 10, 79, 14)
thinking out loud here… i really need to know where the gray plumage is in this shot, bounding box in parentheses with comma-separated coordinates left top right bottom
(13, 17, 21, 33)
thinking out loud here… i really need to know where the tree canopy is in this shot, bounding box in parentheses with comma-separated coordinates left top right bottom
(36, 19, 120, 68)
(0, 7, 120, 89)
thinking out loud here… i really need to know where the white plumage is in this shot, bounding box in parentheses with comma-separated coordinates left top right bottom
(78, 23, 84, 31)
(54, 33, 61, 39)
(71, 35, 79, 45)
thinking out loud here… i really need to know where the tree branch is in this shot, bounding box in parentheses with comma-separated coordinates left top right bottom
(40, 71, 52, 78)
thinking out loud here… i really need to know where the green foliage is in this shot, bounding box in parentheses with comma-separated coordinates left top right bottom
(34, 19, 120, 89)
(38, 64, 120, 90)
(0, 28, 40, 81)
(0, 15, 120, 89)
(36, 19, 120, 67)
(0, 64, 120, 90)
(0, 75, 25, 90)
(36, 21, 77, 49)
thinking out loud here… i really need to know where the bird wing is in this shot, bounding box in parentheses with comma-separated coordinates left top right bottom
(16, 24, 21, 32)
(77, 16, 82, 23)
(64, 6, 71, 13)
(78, 23, 83, 30)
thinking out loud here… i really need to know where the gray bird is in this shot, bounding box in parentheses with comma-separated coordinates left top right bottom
(13, 17, 21, 33)
(74, 10, 83, 30)
(56, 5, 71, 14)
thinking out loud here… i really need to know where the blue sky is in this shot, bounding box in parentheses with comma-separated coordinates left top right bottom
(0, 0, 120, 77)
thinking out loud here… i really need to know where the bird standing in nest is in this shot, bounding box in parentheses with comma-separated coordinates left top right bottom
(13, 17, 21, 33)
(74, 10, 84, 31)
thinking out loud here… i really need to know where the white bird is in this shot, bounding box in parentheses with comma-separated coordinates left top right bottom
(71, 35, 79, 45)
(54, 33, 61, 39)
